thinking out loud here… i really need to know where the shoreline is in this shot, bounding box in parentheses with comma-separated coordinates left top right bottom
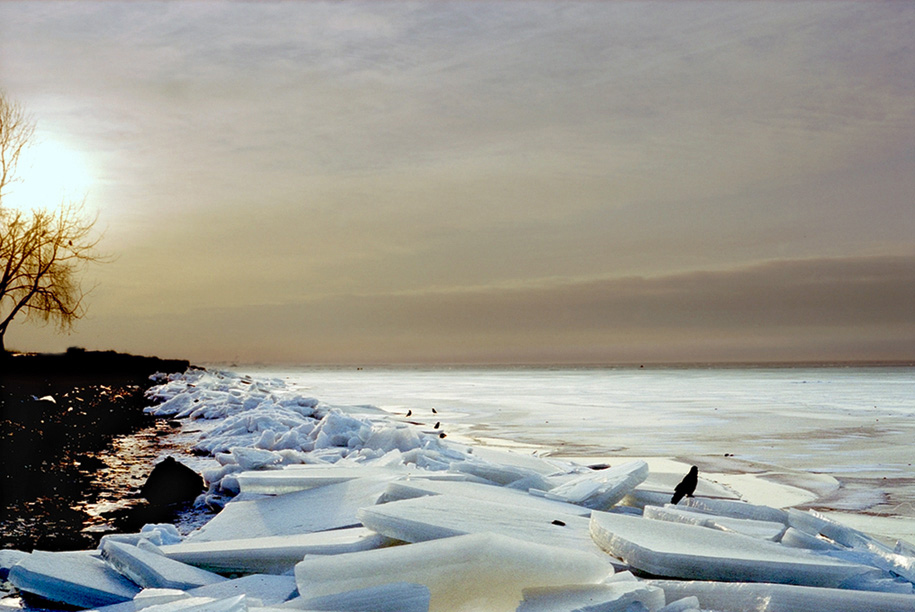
(0, 350, 191, 551)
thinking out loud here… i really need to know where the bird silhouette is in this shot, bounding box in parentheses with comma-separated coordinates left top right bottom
(671, 466, 698, 504)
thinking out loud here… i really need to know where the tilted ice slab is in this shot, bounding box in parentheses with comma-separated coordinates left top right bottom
(678, 497, 789, 524)
(8, 550, 141, 609)
(89, 575, 298, 612)
(101, 541, 226, 590)
(235, 465, 410, 495)
(294, 532, 612, 612)
(358, 492, 611, 560)
(377, 477, 591, 516)
(649, 579, 915, 612)
(516, 581, 666, 612)
(590, 511, 878, 587)
(533, 460, 649, 510)
(185, 477, 393, 542)
(621, 471, 739, 509)
(160, 528, 392, 575)
(643, 505, 787, 541)
(286, 582, 431, 612)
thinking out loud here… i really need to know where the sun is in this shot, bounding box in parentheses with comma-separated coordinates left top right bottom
(3, 137, 93, 211)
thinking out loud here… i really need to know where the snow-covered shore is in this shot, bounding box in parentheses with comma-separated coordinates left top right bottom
(3, 367, 915, 611)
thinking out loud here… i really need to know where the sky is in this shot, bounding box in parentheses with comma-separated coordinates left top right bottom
(0, 1, 913, 365)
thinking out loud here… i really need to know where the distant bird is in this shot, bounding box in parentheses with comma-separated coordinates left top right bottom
(432, 408, 437, 414)
(406, 410, 412, 417)
(434, 421, 440, 429)
(671, 466, 699, 504)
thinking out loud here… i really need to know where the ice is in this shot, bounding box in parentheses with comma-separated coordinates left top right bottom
(657, 596, 701, 612)
(8, 550, 141, 609)
(294, 532, 613, 612)
(589, 511, 880, 587)
(101, 541, 226, 590)
(677, 497, 789, 524)
(184, 478, 393, 542)
(536, 460, 649, 510)
(516, 582, 665, 611)
(0, 549, 29, 579)
(377, 477, 591, 516)
(286, 582, 430, 611)
(159, 528, 392, 574)
(138, 595, 247, 612)
(779, 526, 841, 551)
(89, 576, 297, 612)
(235, 465, 409, 495)
(642, 505, 787, 541)
(357, 492, 612, 560)
(648, 579, 915, 612)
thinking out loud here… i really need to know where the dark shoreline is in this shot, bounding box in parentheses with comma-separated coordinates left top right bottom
(0, 350, 190, 551)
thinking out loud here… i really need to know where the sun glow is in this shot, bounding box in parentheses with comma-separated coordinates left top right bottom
(3, 138, 93, 211)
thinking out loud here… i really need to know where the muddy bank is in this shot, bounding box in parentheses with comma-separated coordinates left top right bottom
(0, 350, 190, 550)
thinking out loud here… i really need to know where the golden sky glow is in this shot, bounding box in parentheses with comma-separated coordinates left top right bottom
(1, 2, 913, 364)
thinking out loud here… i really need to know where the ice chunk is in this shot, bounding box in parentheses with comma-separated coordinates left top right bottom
(537, 461, 649, 510)
(186, 574, 297, 607)
(648, 579, 915, 612)
(133, 588, 189, 608)
(377, 478, 591, 516)
(780, 527, 841, 551)
(643, 505, 786, 541)
(357, 493, 611, 560)
(8, 550, 141, 609)
(140, 595, 247, 612)
(236, 465, 408, 495)
(590, 511, 879, 587)
(0, 549, 29, 579)
(160, 528, 392, 574)
(294, 532, 612, 612)
(287, 582, 430, 611)
(448, 457, 553, 489)
(185, 478, 392, 542)
(516, 582, 665, 611)
(101, 541, 226, 590)
(678, 497, 788, 524)
(657, 596, 701, 612)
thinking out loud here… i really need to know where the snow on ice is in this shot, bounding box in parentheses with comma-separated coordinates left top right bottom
(3, 367, 915, 611)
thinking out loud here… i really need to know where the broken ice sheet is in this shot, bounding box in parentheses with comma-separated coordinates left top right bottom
(159, 528, 392, 575)
(184, 477, 393, 542)
(286, 582, 430, 612)
(590, 511, 880, 587)
(8, 550, 141, 609)
(516, 581, 665, 611)
(294, 532, 613, 612)
(235, 465, 409, 495)
(648, 579, 915, 612)
(536, 460, 649, 510)
(358, 492, 611, 560)
(101, 540, 226, 590)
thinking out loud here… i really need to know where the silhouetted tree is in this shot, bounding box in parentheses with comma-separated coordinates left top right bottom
(0, 91, 104, 353)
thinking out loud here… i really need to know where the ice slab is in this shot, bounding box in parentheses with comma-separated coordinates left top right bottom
(378, 478, 591, 516)
(235, 465, 408, 495)
(8, 550, 141, 609)
(160, 528, 392, 575)
(186, 575, 297, 607)
(0, 549, 29, 579)
(287, 582, 430, 611)
(101, 540, 226, 590)
(648, 579, 915, 612)
(357, 493, 611, 560)
(294, 532, 612, 612)
(185, 478, 392, 542)
(516, 582, 665, 611)
(643, 505, 787, 541)
(678, 497, 788, 524)
(590, 511, 879, 587)
(139, 595, 247, 612)
(536, 461, 649, 510)
(657, 596, 701, 612)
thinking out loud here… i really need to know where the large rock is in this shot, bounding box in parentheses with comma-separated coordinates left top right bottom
(141, 457, 204, 506)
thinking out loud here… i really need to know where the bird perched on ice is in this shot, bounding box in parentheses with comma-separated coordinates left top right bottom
(671, 466, 699, 504)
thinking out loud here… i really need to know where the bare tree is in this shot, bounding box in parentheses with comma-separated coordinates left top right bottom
(0, 91, 105, 354)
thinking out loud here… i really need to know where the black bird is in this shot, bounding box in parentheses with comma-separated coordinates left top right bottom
(434, 421, 440, 429)
(671, 466, 698, 504)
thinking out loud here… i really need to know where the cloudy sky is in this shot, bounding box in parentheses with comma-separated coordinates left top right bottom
(1, 1, 912, 365)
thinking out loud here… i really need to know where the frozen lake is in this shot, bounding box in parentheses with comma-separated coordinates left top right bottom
(236, 365, 915, 537)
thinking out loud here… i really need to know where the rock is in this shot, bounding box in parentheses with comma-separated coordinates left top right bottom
(141, 457, 204, 506)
